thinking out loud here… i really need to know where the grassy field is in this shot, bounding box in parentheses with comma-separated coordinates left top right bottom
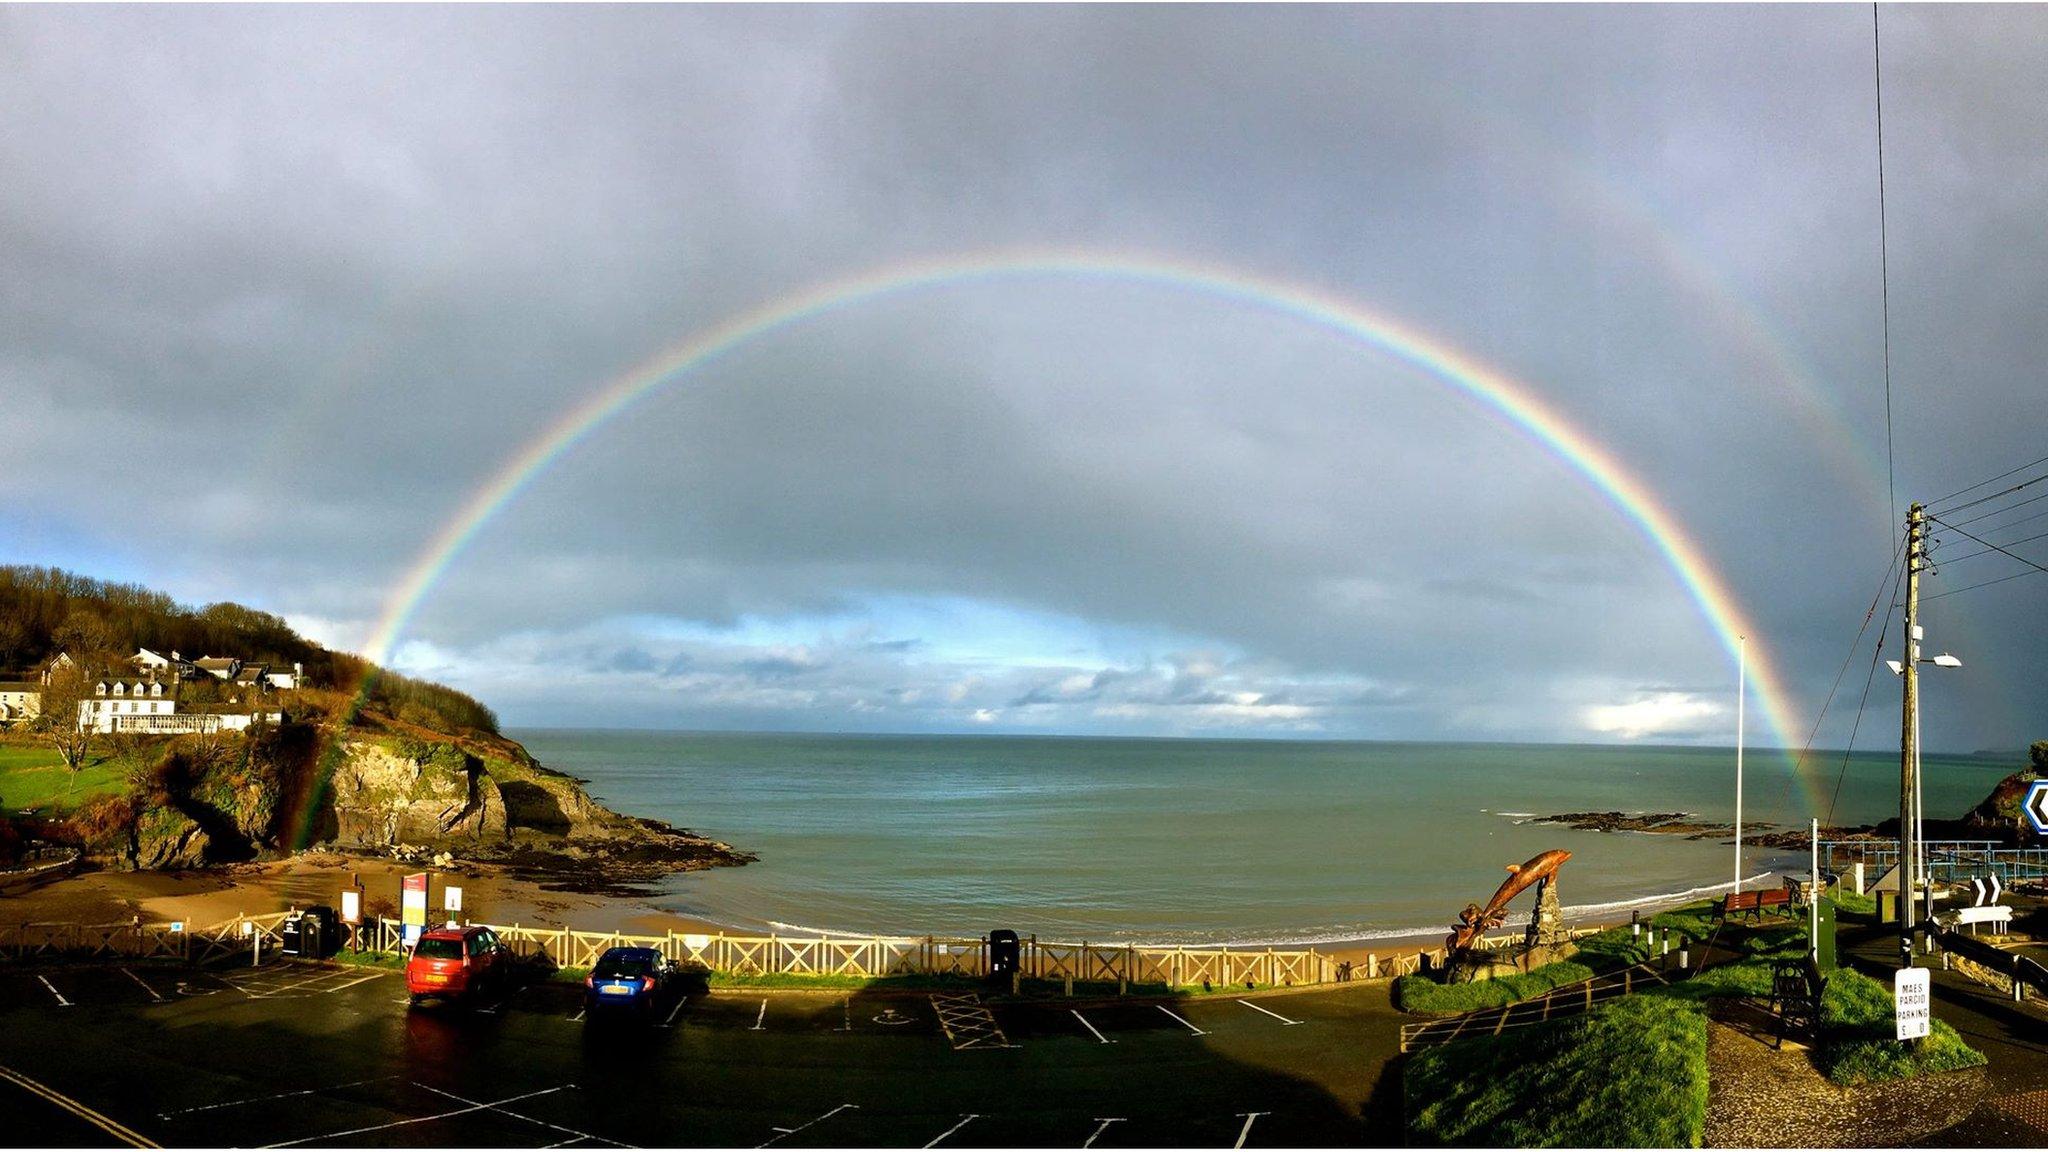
(1816, 967, 1986, 1085)
(0, 744, 130, 814)
(1406, 994, 1710, 1147)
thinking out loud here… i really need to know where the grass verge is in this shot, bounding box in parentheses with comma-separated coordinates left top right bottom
(1816, 967, 1987, 1086)
(1406, 994, 1710, 1147)
(1396, 961, 1596, 1015)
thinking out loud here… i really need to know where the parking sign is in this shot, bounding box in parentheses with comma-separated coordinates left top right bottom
(1895, 967, 1931, 1041)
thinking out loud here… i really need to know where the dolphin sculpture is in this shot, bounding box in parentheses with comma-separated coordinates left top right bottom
(1446, 848, 1572, 956)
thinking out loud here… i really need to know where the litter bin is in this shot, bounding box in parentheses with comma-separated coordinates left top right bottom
(301, 905, 338, 959)
(988, 930, 1021, 980)
(280, 912, 307, 957)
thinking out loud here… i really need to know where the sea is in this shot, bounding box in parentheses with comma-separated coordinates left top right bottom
(511, 730, 2015, 948)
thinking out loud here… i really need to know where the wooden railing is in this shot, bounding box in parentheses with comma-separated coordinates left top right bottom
(1, 912, 1611, 990)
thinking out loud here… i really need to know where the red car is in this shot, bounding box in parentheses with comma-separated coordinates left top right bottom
(406, 925, 510, 1005)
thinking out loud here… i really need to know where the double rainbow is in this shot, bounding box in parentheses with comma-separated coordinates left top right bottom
(350, 248, 1804, 785)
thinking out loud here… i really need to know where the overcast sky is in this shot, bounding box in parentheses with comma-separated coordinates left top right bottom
(4, 5, 2044, 752)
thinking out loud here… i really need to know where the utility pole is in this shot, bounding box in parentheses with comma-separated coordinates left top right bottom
(1898, 502, 1924, 970)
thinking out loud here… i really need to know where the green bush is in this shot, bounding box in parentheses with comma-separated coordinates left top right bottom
(1397, 960, 1596, 1015)
(1816, 968, 1986, 1085)
(1406, 995, 1710, 1147)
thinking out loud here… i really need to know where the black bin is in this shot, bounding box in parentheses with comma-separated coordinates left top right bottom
(279, 912, 307, 957)
(301, 905, 339, 959)
(988, 930, 1021, 978)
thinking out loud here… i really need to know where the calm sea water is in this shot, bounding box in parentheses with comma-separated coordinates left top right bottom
(511, 730, 2014, 946)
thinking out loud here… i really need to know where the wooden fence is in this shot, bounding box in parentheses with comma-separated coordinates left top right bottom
(1, 912, 1610, 991)
(0, 911, 292, 965)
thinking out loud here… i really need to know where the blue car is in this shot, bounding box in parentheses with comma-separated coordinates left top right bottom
(584, 946, 678, 1018)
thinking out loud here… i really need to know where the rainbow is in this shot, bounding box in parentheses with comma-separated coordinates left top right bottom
(345, 248, 1810, 804)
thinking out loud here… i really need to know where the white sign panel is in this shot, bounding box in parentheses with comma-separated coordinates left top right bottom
(443, 885, 463, 913)
(339, 890, 361, 925)
(1895, 967, 1931, 1041)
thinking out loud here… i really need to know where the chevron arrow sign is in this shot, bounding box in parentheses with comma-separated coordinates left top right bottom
(2026, 780, 2048, 835)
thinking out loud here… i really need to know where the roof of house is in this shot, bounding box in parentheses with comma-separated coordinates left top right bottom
(194, 657, 239, 670)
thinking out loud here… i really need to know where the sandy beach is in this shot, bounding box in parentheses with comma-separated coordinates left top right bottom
(2, 851, 1724, 975)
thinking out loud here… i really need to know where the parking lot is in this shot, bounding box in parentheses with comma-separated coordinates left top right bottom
(0, 959, 1402, 1147)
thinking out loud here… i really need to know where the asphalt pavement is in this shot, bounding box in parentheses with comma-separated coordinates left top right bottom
(0, 959, 1406, 1148)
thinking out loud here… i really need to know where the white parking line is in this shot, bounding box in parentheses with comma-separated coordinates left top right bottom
(1155, 1005, 1206, 1036)
(1235, 1000, 1301, 1026)
(570, 1009, 586, 1022)
(837, 998, 852, 1032)
(660, 997, 687, 1029)
(1082, 1118, 1125, 1148)
(1233, 1112, 1268, 1148)
(923, 1113, 978, 1148)
(263, 1085, 568, 1147)
(35, 975, 72, 1007)
(757, 1103, 857, 1148)
(414, 1082, 630, 1148)
(158, 1076, 400, 1119)
(121, 968, 166, 1003)
(1070, 1009, 1113, 1044)
(750, 998, 768, 1030)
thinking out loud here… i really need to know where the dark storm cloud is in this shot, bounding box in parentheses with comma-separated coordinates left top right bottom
(3, 6, 2043, 748)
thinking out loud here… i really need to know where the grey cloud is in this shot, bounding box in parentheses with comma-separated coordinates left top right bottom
(4, 6, 2044, 748)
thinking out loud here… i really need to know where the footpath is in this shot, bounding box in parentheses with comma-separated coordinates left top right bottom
(1836, 923, 2048, 1146)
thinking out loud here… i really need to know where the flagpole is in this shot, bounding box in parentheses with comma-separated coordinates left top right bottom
(1735, 636, 1746, 894)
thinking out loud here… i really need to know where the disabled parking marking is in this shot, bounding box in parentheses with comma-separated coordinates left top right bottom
(757, 1103, 857, 1148)
(930, 994, 1013, 1050)
(923, 1113, 977, 1148)
(262, 1084, 570, 1147)
(1235, 1000, 1302, 1026)
(1233, 1112, 1268, 1148)
(121, 969, 166, 1003)
(1155, 1005, 1206, 1036)
(1070, 1009, 1114, 1045)
(35, 975, 72, 1007)
(413, 1082, 631, 1148)
(1082, 1118, 1125, 1148)
(157, 1076, 400, 1119)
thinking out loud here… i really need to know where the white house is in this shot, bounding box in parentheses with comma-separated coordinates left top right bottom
(0, 681, 40, 726)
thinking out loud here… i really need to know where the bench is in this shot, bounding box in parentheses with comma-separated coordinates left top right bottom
(1765, 956, 1827, 1048)
(1716, 887, 1793, 921)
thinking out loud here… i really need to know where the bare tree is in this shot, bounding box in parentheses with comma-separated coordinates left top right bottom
(34, 660, 99, 788)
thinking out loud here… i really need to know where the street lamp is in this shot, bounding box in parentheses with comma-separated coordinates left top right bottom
(1887, 640, 1962, 934)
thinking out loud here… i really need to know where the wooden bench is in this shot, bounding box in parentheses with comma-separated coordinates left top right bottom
(1765, 956, 1827, 1048)
(1716, 887, 1793, 921)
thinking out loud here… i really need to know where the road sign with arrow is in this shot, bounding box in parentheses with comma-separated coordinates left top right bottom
(2025, 780, 2048, 835)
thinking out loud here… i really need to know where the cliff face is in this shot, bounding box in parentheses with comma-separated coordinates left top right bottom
(327, 740, 507, 845)
(95, 722, 753, 887)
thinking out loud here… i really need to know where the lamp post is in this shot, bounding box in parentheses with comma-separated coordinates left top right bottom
(1887, 643, 1961, 954)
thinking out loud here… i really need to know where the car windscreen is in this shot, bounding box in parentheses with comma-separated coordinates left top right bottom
(414, 938, 464, 960)
(593, 954, 657, 979)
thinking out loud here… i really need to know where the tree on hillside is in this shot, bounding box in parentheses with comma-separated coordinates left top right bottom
(33, 661, 99, 789)
(2033, 740, 2048, 776)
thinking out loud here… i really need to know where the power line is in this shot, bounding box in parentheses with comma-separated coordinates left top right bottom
(1931, 470, 2048, 518)
(1872, 2, 1898, 539)
(1926, 451, 2048, 511)
(1932, 527, 2048, 566)
(1824, 549, 1908, 827)
(1920, 568, 2048, 603)
(1928, 513, 2048, 578)
(1942, 487, 2048, 530)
